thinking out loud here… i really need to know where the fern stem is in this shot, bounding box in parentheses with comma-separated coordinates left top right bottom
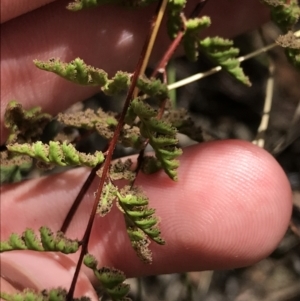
(152, 30, 184, 78)
(60, 164, 100, 233)
(152, 0, 209, 77)
(67, 1, 167, 299)
(138, 0, 169, 80)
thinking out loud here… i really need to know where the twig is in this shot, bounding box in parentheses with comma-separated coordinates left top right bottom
(253, 29, 275, 148)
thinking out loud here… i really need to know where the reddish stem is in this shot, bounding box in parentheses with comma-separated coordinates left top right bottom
(66, 2, 164, 299)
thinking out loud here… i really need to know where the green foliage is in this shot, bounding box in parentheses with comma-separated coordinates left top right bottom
(0, 151, 32, 184)
(117, 185, 165, 263)
(262, 0, 300, 31)
(199, 36, 251, 86)
(35, 58, 169, 100)
(104, 71, 131, 96)
(127, 98, 182, 180)
(7, 141, 105, 168)
(262, 1, 300, 70)
(137, 76, 169, 101)
(83, 254, 131, 301)
(0, 227, 79, 254)
(4, 100, 52, 144)
(277, 31, 300, 69)
(34, 58, 109, 87)
(183, 17, 211, 61)
(166, 0, 186, 39)
(0, 288, 90, 301)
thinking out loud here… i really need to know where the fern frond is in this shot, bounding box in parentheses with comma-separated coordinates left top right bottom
(7, 141, 104, 168)
(199, 36, 251, 86)
(83, 254, 131, 301)
(4, 100, 52, 144)
(0, 151, 32, 184)
(166, 0, 186, 39)
(129, 98, 182, 180)
(116, 185, 164, 263)
(262, 0, 300, 31)
(35, 58, 169, 102)
(0, 227, 79, 254)
(183, 17, 211, 61)
(276, 31, 300, 69)
(34, 58, 109, 86)
(103, 71, 131, 96)
(137, 76, 169, 101)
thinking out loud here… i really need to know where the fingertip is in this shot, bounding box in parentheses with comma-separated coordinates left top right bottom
(127, 140, 292, 273)
(183, 140, 292, 267)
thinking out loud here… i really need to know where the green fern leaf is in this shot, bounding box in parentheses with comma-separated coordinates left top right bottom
(22, 229, 44, 251)
(199, 36, 251, 86)
(83, 254, 130, 301)
(183, 17, 211, 61)
(0, 227, 80, 254)
(116, 185, 165, 263)
(262, 0, 300, 31)
(103, 71, 131, 96)
(0, 151, 33, 184)
(7, 141, 105, 168)
(34, 58, 108, 86)
(136, 76, 169, 101)
(129, 98, 182, 180)
(167, 0, 186, 39)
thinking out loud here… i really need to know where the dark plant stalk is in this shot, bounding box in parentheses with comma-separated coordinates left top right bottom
(66, 1, 166, 299)
(60, 164, 99, 233)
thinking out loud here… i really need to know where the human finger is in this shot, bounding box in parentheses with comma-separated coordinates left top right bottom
(0, 141, 292, 284)
(1, 0, 269, 144)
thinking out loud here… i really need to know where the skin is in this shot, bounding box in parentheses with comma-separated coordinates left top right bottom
(0, 0, 292, 300)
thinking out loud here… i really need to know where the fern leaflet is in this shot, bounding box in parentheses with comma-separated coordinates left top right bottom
(127, 98, 182, 181)
(0, 227, 79, 254)
(199, 36, 251, 86)
(83, 254, 131, 301)
(116, 185, 165, 263)
(7, 141, 105, 168)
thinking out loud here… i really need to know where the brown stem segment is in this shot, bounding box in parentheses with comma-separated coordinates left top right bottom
(60, 164, 99, 233)
(66, 1, 165, 299)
